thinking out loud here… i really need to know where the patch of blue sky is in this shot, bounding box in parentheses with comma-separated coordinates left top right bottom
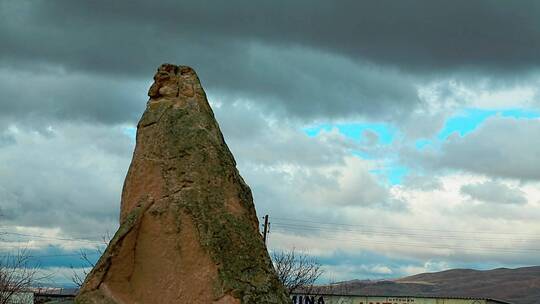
(415, 138, 433, 150)
(304, 126, 327, 137)
(122, 126, 137, 139)
(500, 108, 540, 119)
(437, 107, 540, 140)
(370, 165, 409, 185)
(12, 245, 100, 269)
(437, 108, 497, 139)
(304, 122, 397, 145)
(304, 123, 408, 185)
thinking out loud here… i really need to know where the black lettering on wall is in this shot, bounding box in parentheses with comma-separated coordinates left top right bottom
(291, 294, 326, 304)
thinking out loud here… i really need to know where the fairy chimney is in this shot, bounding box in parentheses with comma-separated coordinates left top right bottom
(75, 64, 290, 304)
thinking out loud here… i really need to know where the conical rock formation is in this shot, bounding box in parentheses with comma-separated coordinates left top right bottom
(75, 64, 290, 304)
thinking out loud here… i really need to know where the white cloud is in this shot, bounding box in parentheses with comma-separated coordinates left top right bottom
(398, 261, 450, 277)
(0, 122, 132, 237)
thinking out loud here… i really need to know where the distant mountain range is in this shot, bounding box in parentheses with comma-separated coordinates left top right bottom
(321, 266, 540, 304)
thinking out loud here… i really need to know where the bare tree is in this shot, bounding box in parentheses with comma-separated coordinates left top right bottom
(271, 249, 323, 295)
(0, 249, 41, 304)
(70, 249, 97, 288)
(70, 232, 111, 288)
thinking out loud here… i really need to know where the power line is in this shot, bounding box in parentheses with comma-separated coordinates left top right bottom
(2, 216, 539, 258)
(271, 222, 540, 243)
(0, 252, 101, 259)
(0, 231, 104, 244)
(30, 253, 100, 258)
(271, 227, 540, 254)
(272, 216, 540, 237)
(270, 216, 540, 255)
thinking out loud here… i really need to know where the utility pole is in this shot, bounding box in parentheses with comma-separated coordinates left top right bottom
(262, 214, 269, 245)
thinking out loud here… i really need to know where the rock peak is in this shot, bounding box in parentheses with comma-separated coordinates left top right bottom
(148, 63, 202, 101)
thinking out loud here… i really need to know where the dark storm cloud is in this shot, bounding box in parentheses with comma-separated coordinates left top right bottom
(4, 0, 540, 74)
(0, 67, 148, 125)
(2, 0, 540, 123)
(207, 46, 420, 119)
(1, 0, 420, 122)
(0, 130, 16, 148)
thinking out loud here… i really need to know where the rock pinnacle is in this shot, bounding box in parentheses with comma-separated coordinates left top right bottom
(75, 64, 290, 304)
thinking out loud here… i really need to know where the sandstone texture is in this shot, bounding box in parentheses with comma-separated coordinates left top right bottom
(75, 64, 290, 304)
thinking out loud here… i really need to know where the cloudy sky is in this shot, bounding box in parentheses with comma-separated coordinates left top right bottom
(1, 0, 540, 286)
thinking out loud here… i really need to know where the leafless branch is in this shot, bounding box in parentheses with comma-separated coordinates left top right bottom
(0, 248, 45, 304)
(69, 233, 111, 288)
(272, 248, 323, 295)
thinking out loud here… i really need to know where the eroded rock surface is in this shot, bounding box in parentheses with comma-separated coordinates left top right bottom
(76, 64, 290, 304)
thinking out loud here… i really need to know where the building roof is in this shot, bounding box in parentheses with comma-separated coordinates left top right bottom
(290, 292, 513, 304)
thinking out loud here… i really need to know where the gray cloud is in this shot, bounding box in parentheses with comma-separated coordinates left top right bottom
(410, 117, 540, 180)
(2, 0, 540, 125)
(402, 174, 442, 191)
(3, 0, 540, 74)
(450, 197, 540, 222)
(0, 67, 148, 126)
(208, 45, 420, 120)
(215, 101, 354, 167)
(460, 180, 527, 205)
(0, 122, 132, 236)
(0, 43, 421, 125)
(0, 129, 16, 148)
(240, 158, 407, 220)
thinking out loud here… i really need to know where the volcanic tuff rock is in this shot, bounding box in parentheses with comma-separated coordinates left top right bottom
(75, 64, 290, 304)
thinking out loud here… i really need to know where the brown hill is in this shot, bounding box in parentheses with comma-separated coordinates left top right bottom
(324, 266, 540, 304)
